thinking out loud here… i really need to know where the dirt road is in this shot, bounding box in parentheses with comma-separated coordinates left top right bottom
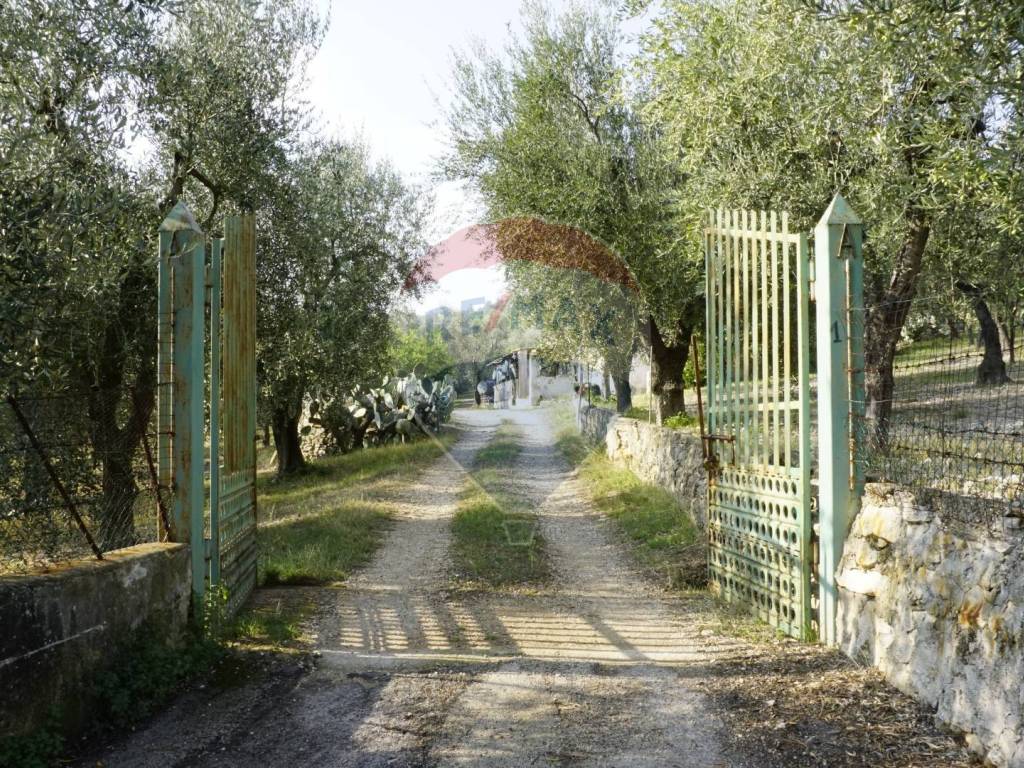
(82, 407, 972, 768)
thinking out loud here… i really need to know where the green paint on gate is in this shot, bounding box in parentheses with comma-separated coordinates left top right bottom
(703, 208, 813, 640)
(157, 205, 257, 616)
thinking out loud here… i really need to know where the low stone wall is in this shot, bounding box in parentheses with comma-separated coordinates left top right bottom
(605, 417, 707, 525)
(0, 543, 191, 740)
(575, 400, 618, 444)
(574, 401, 707, 525)
(837, 485, 1024, 767)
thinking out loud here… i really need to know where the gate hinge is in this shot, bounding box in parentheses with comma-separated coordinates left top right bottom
(203, 537, 214, 561)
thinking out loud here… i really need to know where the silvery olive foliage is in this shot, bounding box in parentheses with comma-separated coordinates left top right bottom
(441, 2, 703, 419)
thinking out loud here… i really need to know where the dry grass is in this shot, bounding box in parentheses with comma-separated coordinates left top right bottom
(691, 595, 975, 767)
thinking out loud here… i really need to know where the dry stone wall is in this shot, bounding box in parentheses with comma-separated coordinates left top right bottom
(837, 484, 1024, 767)
(575, 401, 707, 525)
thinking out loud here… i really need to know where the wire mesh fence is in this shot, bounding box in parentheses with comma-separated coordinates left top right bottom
(0, 389, 166, 573)
(853, 291, 1023, 530)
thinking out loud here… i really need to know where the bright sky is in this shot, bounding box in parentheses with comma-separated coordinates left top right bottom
(304, 1, 651, 315)
(306, 0, 548, 313)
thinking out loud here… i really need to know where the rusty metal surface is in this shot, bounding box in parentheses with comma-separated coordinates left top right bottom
(217, 214, 257, 612)
(156, 207, 257, 614)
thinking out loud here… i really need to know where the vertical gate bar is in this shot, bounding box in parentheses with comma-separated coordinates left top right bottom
(734, 210, 743, 458)
(750, 214, 759, 468)
(741, 208, 749, 462)
(771, 211, 780, 468)
(814, 195, 864, 646)
(782, 213, 792, 471)
(741, 210, 751, 466)
(704, 210, 716, 599)
(750, 211, 758, 466)
(716, 212, 724, 444)
(749, 211, 759, 467)
(716, 209, 725, 439)
(223, 219, 237, 471)
(243, 214, 257, 530)
(848, 228, 866, 497)
(209, 237, 222, 584)
(731, 210, 741, 459)
(750, 212, 759, 465)
(705, 212, 714, 437)
(240, 214, 254, 473)
(760, 211, 770, 469)
(724, 211, 734, 453)
(157, 230, 172, 542)
(796, 230, 813, 637)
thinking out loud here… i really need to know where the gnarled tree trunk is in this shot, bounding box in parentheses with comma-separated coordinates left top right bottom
(82, 260, 157, 552)
(272, 397, 306, 477)
(864, 217, 930, 451)
(647, 314, 697, 425)
(613, 373, 632, 414)
(957, 282, 1010, 386)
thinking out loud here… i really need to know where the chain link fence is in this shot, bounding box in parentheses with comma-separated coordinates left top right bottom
(854, 292, 1023, 530)
(0, 389, 166, 573)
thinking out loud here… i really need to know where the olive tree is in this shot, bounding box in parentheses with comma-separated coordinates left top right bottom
(442, 2, 702, 419)
(1, 0, 324, 545)
(258, 140, 432, 476)
(640, 0, 1023, 444)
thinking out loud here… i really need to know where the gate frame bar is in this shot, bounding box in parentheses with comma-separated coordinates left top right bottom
(813, 194, 866, 646)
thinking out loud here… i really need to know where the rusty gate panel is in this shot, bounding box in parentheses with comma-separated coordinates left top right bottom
(216, 213, 258, 615)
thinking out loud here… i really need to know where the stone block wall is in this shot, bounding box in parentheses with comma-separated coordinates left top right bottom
(837, 484, 1024, 767)
(604, 417, 708, 526)
(575, 400, 618, 444)
(0, 543, 191, 740)
(574, 401, 707, 525)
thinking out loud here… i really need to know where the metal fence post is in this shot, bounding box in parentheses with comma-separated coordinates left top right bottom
(160, 202, 206, 601)
(209, 237, 222, 585)
(814, 194, 865, 646)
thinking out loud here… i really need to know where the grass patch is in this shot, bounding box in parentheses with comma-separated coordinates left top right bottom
(555, 425, 590, 467)
(580, 452, 705, 589)
(474, 421, 520, 467)
(552, 400, 704, 588)
(232, 601, 307, 646)
(450, 422, 549, 588)
(258, 432, 454, 515)
(256, 431, 456, 585)
(258, 500, 391, 585)
(451, 490, 548, 587)
(551, 402, 591, 466)
(663, 411, 698, 430)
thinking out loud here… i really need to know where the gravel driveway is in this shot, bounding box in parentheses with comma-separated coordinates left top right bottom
(82, 406, 972, 768)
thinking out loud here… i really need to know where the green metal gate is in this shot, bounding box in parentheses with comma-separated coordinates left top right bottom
(157, 203, 257, 615)
(703, 209, 813, 639)
(211, 215, 258, 615)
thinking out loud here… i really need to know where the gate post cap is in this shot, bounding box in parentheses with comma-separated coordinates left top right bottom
(160, 201, 203, 233)
(818, 194, 862, 226)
